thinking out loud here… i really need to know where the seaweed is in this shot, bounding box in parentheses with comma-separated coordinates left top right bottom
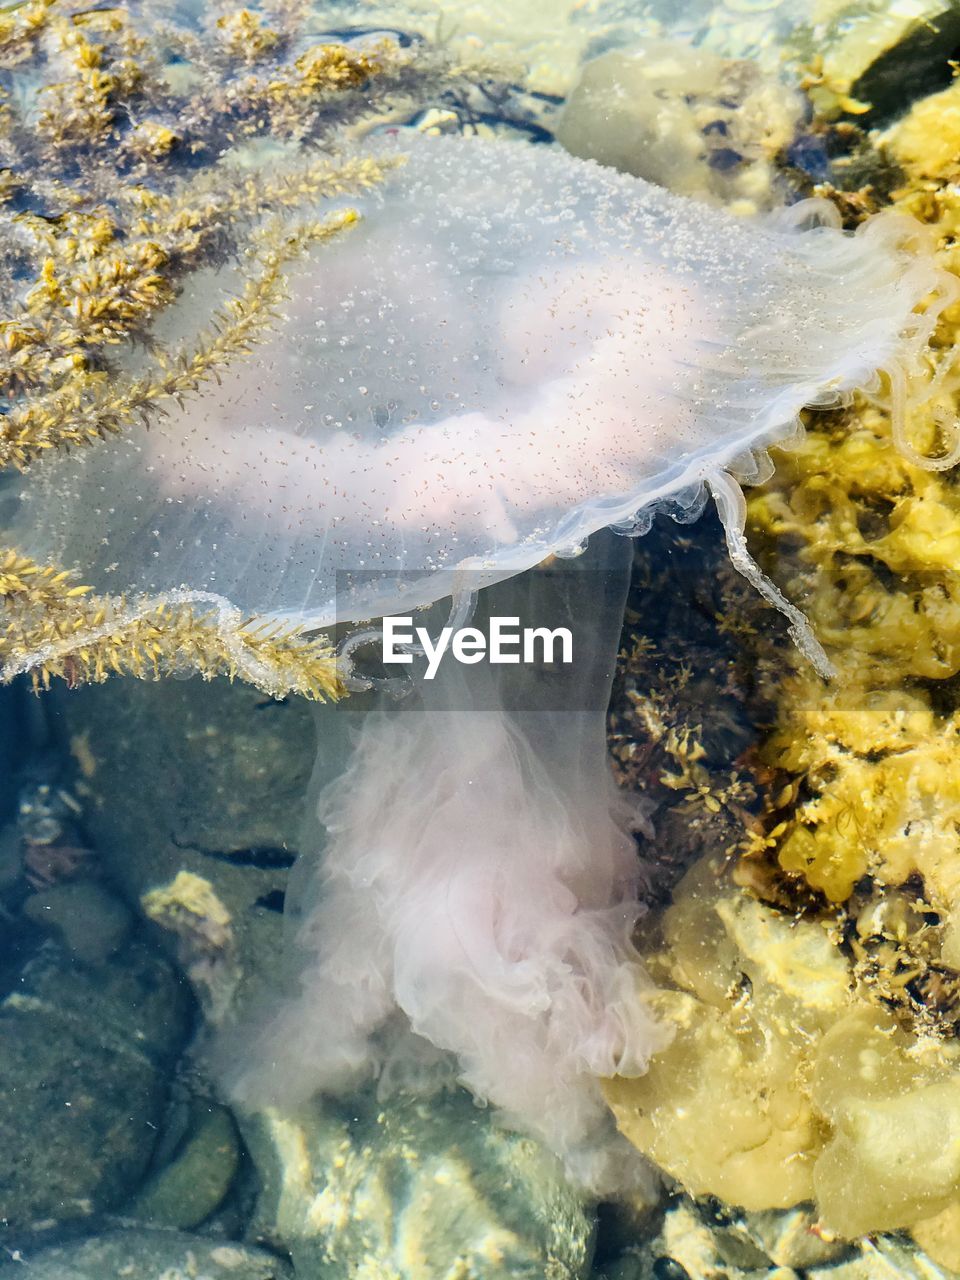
(0, 0, 502, 697)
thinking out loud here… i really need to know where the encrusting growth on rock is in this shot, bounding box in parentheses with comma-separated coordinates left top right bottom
(604, 75, 960, 1258)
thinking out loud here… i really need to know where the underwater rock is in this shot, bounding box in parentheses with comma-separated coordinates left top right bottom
(0, 826, 19, 898)
(22, 880, 132, 965)
(757, 679, 960, 906)
(313, 0, 844, 91)
(604, 861, 833, 1211)
(607, 509, 776, 909)
(694, 121, 960, 1247)
(594, 1257, 645, 1280)
(555, 42, 802, 212)
(141, 870, 242, 1025)
(310, 0, 653, 95)
(726, 1206, 845, 1272)
(812, 1021, 960, 1238)
(0, 1229, 293, 1279)
(371, 75, 562, 147)
(911, 1202, 960, 1273)
(599, 1197, 951, 1280)
(128, 1102, 241, 1231)
(0, 688, 20, 825)
(239, 1086, 595, 1280)
(806, 1236, 959, 1280)
(880, 74, 960, 181)
(627, 1199, 793, 1280)
(45, 677, 351, 1024)
(745, 413, 960, 960)
(786, 0, 960, 122)
(0, 940, 190, 1234)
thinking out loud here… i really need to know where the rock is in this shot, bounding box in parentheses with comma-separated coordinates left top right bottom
(785, 0, 960, 122)
(607, 1198, 953, 1280)
(647, 1200, 798, 1280)
(593, 1196, 664, 1266)
(602, 858, 844, 1215)
(240, 1086, 595, 1278)
(738, 1207, 846, 1270)
(47, 678, 356, 1023)
(129, 1102, 241, 1231)
(314, 0, 644, 96)
(305, 0, 835, 95)
(595, 1256, 646, 1280)
(0, 686, 22, 825)
(0, 940, 190, 1234)
(879, 76, 960, 181)
(23, 881, 132, 964)
(806, 1235, 960, 1279)
(555, 41, 802, 212)
(0, 825, 19, 895)
(603, 849, 960, 1238)
(911, 1201, 960, 1272)
(0, 1228, 293, 1278)
(140, 869, 241, 1024)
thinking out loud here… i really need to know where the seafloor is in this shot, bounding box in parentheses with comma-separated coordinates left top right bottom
(5, 0, 960, 1277)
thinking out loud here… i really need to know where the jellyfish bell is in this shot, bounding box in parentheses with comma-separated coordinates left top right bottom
(9, 134, 954, 667)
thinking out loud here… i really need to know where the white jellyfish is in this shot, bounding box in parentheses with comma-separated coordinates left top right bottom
(7, 134, 958, 1190)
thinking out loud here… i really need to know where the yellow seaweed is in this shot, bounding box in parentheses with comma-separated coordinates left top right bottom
(608, 75, 960, 1248)
(606, 859, 960, 1239)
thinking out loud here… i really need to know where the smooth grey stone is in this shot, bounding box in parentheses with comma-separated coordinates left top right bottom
(0, 1228, 292, 1278)
(0, 941, 190, 1233)
(240, 1086, 595, 1280)
(46, 678, 355, 1024)
(128, 1103, 241, 1231)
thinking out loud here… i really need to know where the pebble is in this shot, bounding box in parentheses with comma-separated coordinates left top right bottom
(0, 941, 190, 1235)
(0, 1228, 293, 1278)
(128, 1103, 241, 1231)
(239, 1085, 595, 1279)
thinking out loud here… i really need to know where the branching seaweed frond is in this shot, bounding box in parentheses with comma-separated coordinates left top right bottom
(0, 153, 395, 399)
(0, 0, 515, 696)
(0, 206, 359, 467)
(0, 548, 343, 700)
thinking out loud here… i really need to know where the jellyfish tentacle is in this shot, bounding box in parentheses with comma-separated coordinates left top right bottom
(706, 467, 835, 680)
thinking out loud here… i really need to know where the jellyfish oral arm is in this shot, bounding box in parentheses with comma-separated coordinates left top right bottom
(225, 533, 667, 1195)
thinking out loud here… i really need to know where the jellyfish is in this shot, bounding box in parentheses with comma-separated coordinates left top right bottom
(7, 134, 958, 1190)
